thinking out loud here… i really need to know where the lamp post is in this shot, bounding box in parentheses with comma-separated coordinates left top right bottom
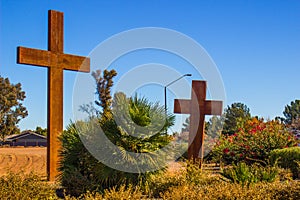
(164, 73, 192, 120)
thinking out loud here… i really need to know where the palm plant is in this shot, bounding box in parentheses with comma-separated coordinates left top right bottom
(60, 92, 175, 196)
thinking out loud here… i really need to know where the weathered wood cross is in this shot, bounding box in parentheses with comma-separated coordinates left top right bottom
(174, 80, 222, 166)
(17, 10, 90, 181)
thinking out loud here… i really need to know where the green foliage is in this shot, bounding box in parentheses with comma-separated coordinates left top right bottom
(144, 161, 220, 197)
(181, 117, 190, 132)
(222, 102, 251, 135)
(92, 69, 117, 115)
(205, 116, 223, 138)
(283, 99, 300, 125)
(0, 76, 28, 142)
(221, 162, 279, 186)
(60, 94, 175, 196)
(35, 126, 47, 136)
(270, 147, 300, 179)
(213, 118, 297, 165)
(0, 173, 58, 199)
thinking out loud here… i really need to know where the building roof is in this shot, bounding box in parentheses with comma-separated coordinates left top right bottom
(6, 130, 47, 141)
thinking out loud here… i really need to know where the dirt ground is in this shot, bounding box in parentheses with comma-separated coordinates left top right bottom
(0, 147, 183, 177)
(0, 147, 46, 177)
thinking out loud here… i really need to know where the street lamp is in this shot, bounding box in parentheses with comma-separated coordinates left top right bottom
(164, 73, 192, 116)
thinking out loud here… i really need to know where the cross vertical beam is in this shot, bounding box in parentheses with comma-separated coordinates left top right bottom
(174, 80, 222, 167)
(17, 10, 90, 181)
(47, 10, 64, 183)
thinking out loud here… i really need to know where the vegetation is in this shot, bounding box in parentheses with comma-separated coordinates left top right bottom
(283, 99, 300, 125)
(222, 102, 251, 135)
(3, 70, 300, 199)
(1, 169, 300, 199)
(0, 76, 28, 142)
(60, 70, 175, 196)
(0, 173, 58, 199)
(34, 126, 47, 136)
(221, 162, 279, 186)
(212, 117, 297, 165)
(92, 69, 117, 115)
(270, 147, 300, 179)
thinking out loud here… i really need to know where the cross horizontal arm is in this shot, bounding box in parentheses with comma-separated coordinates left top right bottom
(174, 99, 191, 114)
(17, 46, 90, 72)
(17, 47, 52, 67)
(59, 54, 90, 72)
(204, 100, 223, 115)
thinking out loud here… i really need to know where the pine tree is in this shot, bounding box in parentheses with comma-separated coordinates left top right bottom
(222, 102, 251, 135)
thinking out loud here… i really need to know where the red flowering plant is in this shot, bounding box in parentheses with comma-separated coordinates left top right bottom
(212, 117, 297, 165)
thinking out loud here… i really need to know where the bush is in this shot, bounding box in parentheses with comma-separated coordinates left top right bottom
(65, 185, 145, 200)
(212, 118, 297, 164)
(162, 181, 300, 200)
(0, 173, 58, 199)
(60, 93, 175, 196)
(145, 161, 219, 197)
(270, 147, 300, 179)
(221, 162, 279, 186)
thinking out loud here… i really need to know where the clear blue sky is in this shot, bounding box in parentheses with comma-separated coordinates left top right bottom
(1, 0, 299, 132)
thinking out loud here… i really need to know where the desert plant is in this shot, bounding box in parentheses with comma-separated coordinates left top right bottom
(270, 147, 300, 179)
(60, 93, 175, 196)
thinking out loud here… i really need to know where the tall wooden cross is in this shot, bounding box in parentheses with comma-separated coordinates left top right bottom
(17, 10, 90, 181)
(174, 80, 222, 167)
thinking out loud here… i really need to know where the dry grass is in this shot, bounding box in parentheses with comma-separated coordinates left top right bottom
(1, 148, 300, 199)
(0, 147, 46, 177)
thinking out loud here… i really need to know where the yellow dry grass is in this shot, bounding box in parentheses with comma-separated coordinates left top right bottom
(0, 147, 184, 177)
(0, 147, 46, 177)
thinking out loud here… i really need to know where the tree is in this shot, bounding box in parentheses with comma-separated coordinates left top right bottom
(283, 100, 300, 126)
(0, 76, 28, 142)
(206, 116, 223, 138)
(35, 126, 47, 136)
(181, 117, 190, 133)
(222, 102, 251, 135)
(60, 70, 175, 195)
(92, 69, 117, 116)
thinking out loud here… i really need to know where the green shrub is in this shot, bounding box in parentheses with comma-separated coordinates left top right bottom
(213, 118, 297, 165)
(145, 161, 219, 197)
(60, 93, 175, 196)
(270, 147, 300, 179)
(0, 173, 58, 199)
(221, 162, 279, 186)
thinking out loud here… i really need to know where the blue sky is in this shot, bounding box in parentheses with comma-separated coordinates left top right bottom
(1, 0, 299, 132)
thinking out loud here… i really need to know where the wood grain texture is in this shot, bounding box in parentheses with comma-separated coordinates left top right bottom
(16, 10, 90, 182)
(173, 80, 223, 168)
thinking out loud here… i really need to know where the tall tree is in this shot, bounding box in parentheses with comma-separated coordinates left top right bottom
(92, 69, 117, 116)
(0, 76, 28, 142)
(206, 116, 223, 138)
(283, 100, 300, 126)
(181, 117, 190, 133)
(222, 102, 251, 135)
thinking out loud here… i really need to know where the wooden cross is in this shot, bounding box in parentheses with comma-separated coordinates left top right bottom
(17, 10, 90, 181)
(174, 80, 222, 166)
